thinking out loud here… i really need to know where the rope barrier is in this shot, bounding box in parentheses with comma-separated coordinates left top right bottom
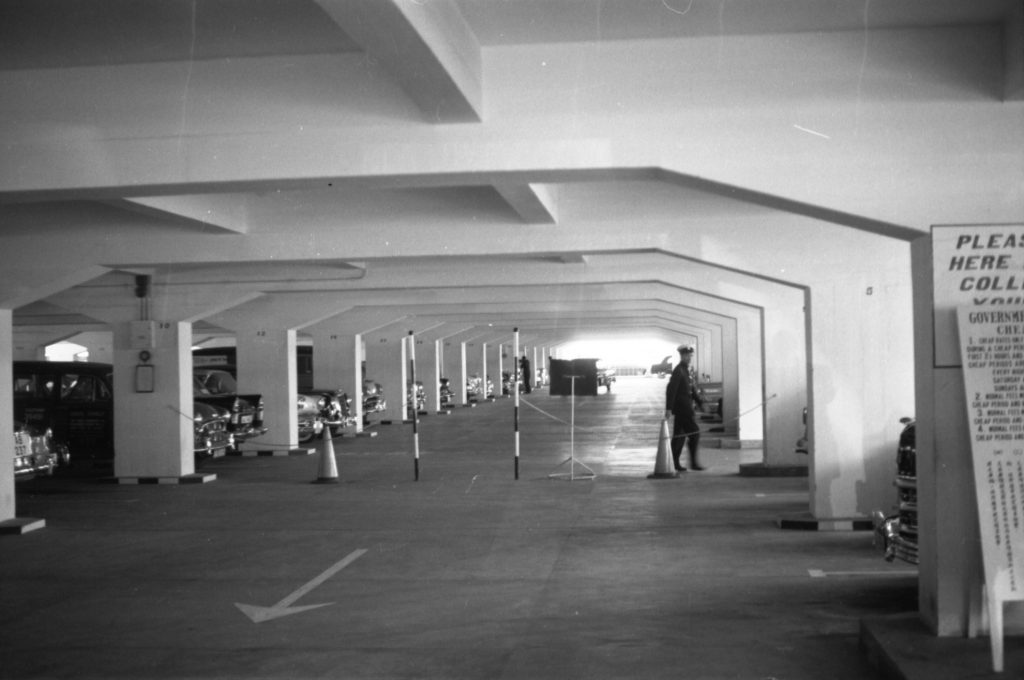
(517, 392, 779, 440)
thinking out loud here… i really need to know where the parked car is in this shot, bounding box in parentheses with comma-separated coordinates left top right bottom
(872, 417, 918, 565)
(596, 362, 616, 393)
(466, 374, 493, 402)
(407, 380, 425, 414)
(13, 421, 68, 479)
(298, 388, 356, 442)
(192, 367, 267, 449)
(440, 377, 454, 407)
(13, 361, 233, 462)
(501, 371, 520, 396)
(191, 401, 233, 459)
(650, 355, 673, 377)
(362, 378, 387, 416)
(13, 361, 114, 461)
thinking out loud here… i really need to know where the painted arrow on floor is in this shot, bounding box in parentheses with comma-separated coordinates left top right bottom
(235, 548, 368, 623)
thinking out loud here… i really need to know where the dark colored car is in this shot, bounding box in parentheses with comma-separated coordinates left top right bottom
(650, 355, 673, 377)
(14, 361, 116, 461)
(872, 417, 918, 565)
(440, 377, 454, 407)
(192, 367, 267, 448)
(596, 361, 616, 393)
(13, 361, 232, 463)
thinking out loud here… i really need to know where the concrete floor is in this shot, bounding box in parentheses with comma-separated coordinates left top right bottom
(2, 377, 1014, 679)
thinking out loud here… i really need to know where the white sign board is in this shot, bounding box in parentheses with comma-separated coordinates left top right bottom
(956, 307, 1024, 672)
(933, 224, 1024, 367)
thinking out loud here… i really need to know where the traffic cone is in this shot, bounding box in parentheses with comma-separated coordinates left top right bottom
(313, 425, 339, 483)
(648, 418, 680, 479)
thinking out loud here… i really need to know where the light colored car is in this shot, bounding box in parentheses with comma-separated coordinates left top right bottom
(13, 421, 68, 478)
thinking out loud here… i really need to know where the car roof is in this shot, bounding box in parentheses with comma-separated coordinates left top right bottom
(13, 360, 113, 371)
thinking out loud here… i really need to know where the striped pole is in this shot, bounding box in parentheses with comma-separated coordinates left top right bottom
(513, 327, 520, 480)
(409, 330, 419, 481)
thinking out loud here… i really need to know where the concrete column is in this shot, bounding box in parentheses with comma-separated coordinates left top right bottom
(236, 327, 298, 451)
(111, 320, 200, 481)
(0, 309, 21, 528)
(401, 335, 413, 421)
(807, 270, 915, 525)
(414, 337, 440, 414)
(459, 341, 469, 405)
(364, 333, 404, 424)
(761, 300, 808, 463)
(480, 342, 491, 399)
(352, 335, 365, 431)
(489, 342, 503, 398)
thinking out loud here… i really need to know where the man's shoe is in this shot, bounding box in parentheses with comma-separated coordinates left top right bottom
(690, 464, 706, 471)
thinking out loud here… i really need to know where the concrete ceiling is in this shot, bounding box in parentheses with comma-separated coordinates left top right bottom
(1, 0, 1021, 346)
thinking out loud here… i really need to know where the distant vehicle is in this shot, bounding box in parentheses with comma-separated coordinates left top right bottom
(596, 361, 616, 393)
(466, 374, 493, 402)
(13, 421, 68, 479)
(440, 377, 454, 407)
(650, 356, 673, 377)
(362, 378, 387, 419)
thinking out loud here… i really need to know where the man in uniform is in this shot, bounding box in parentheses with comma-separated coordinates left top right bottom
(665, 344, 705, 471)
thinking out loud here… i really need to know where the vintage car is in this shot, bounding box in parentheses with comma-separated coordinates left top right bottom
(872, 417, 919, 565)
(650, 355, 673, 377)
(192, 367, 267, 448)
(440, 377, 454, 407)
(13, 421, 68, 478)
(297, 388, 356, 442)
(407, 380, 425, 413)
(362, 378, 387, 416)
(466, 374, 494, 402)
(596, 361, 616, 393)
(191, 401, 233, 459)
(13, 361, 233, 462)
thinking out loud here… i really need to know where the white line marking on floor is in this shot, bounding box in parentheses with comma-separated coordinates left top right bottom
(235, 549, 368, 623)
(808, 568, 917, 578)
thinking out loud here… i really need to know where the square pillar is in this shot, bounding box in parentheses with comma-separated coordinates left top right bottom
(112, 320, 209, 483)
(236, 328, 298, 451)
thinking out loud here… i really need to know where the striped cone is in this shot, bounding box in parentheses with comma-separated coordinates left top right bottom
(313, 426, 339, 483)
(647, 418, 680, 479)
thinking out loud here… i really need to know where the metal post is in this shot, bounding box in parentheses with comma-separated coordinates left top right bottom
(513, 327, 520, 480)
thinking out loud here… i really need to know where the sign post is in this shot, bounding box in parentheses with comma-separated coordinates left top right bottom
(956, 307, 1024, 672)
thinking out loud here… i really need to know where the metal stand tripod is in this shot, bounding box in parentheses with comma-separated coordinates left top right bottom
(548, 375, 596, 481)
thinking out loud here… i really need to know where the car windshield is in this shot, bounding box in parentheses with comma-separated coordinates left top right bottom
(197, 370, 238, 395)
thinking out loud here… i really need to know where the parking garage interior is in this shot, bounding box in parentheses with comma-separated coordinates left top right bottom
(1, 1, 1023, 678)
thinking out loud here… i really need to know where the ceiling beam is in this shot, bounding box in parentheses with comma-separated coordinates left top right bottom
(493, 183, 558, 224)
(315, 0, 482, 122)
(107, 196, 250, 234)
